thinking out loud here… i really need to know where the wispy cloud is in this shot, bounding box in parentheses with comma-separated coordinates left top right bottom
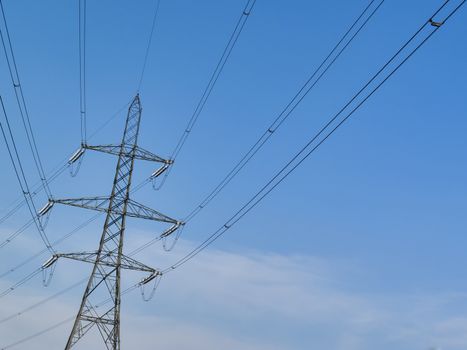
(0, 239, 466, 349)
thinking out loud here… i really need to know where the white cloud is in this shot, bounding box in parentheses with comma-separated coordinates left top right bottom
(0, 239, 466, 349)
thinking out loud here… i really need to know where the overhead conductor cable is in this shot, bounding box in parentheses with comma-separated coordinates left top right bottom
(161, 0, 466, 273)
(0, 1, 465, 345)
(153, 0, 257, 189)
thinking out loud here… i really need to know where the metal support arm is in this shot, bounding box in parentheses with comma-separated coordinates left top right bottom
(51, 197, 181, 224)
(83, 144, 172, 164)
(54, 252, 157, 273)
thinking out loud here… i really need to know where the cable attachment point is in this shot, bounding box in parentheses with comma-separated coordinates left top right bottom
(150, 163, 171, 190)
(139, 272, 162, 302)
(68, 147, 85, 164)
(68, 147, 85, 177)
(38, 201, 54, 217)
(429, 18, 444, 27)
(42, 255, 59, 269)
(37, 200, 54, 229)
(162, 223, 185, 252)
(41, 255, 58, 287)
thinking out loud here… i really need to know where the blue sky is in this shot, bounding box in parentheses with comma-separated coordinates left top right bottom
(0, 0, 466, 349)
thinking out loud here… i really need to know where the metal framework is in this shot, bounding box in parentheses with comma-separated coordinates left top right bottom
(42, 95, 181, 349)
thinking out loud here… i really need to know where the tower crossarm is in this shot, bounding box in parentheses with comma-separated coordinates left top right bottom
(126, 200, 180, 224)
(51, 197, 181, 224)
(52, 196, 110, 212)
(80, 315, 115, 326)
(83, 144, 172, 164)
(54, 252, 157, 273)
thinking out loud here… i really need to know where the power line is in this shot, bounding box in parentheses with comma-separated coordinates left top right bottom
(3, 0, 466, 349)
(0, 218, 34, 249)
(96, 0, 382, 255)
(137, 0, 161, 92)
(0, 279, 85, 325)
(0, 0, 256, 285)
(0, 140, 156, 283)
(0, 0, 53, 200)
(0, 0, 249, 240)
(0, 0, 256, 236)
(0, 96, 55, 253)
(0, 266, 43, 298)
(0, 111, 130, 249)
(79, 0, 87, 145)
(183, 0, 384, 223)
(87, 99, 130, 140)
(0, 213, 101, 279)
(0, 159, 69, 230)
(0, 0, 464, 347)
(0, 232, 157, 325)
(0, 280, 142, 350)
(38, 95, 181, 348)
(0, 227, 163, 329)
(0, 0, 109, 225)
(0, 316, 75, 350)
(26, 0, 374, 255)
(0, 0, 454, 306)
(0, 95, 176, 348)
(0, 2, 458, 300)
(0, 100, 130, 228)
(155, 0, 257, 189)
(0, 0, 56, 253)
(0, 163, 67, 226)
(27, 0, 381, 257)
(128, 0, 384, 253)
(0, 128, 157, 278)
(0, 0, 419, 285)
(160, 0, 466, 274)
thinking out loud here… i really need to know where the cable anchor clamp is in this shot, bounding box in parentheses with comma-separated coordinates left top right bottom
(429, 18, 444, 27)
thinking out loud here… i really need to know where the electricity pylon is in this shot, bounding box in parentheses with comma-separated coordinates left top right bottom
(40, 95, 182, 349)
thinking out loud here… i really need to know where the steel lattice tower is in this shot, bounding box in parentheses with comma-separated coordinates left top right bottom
(41, 95, 181, 349)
